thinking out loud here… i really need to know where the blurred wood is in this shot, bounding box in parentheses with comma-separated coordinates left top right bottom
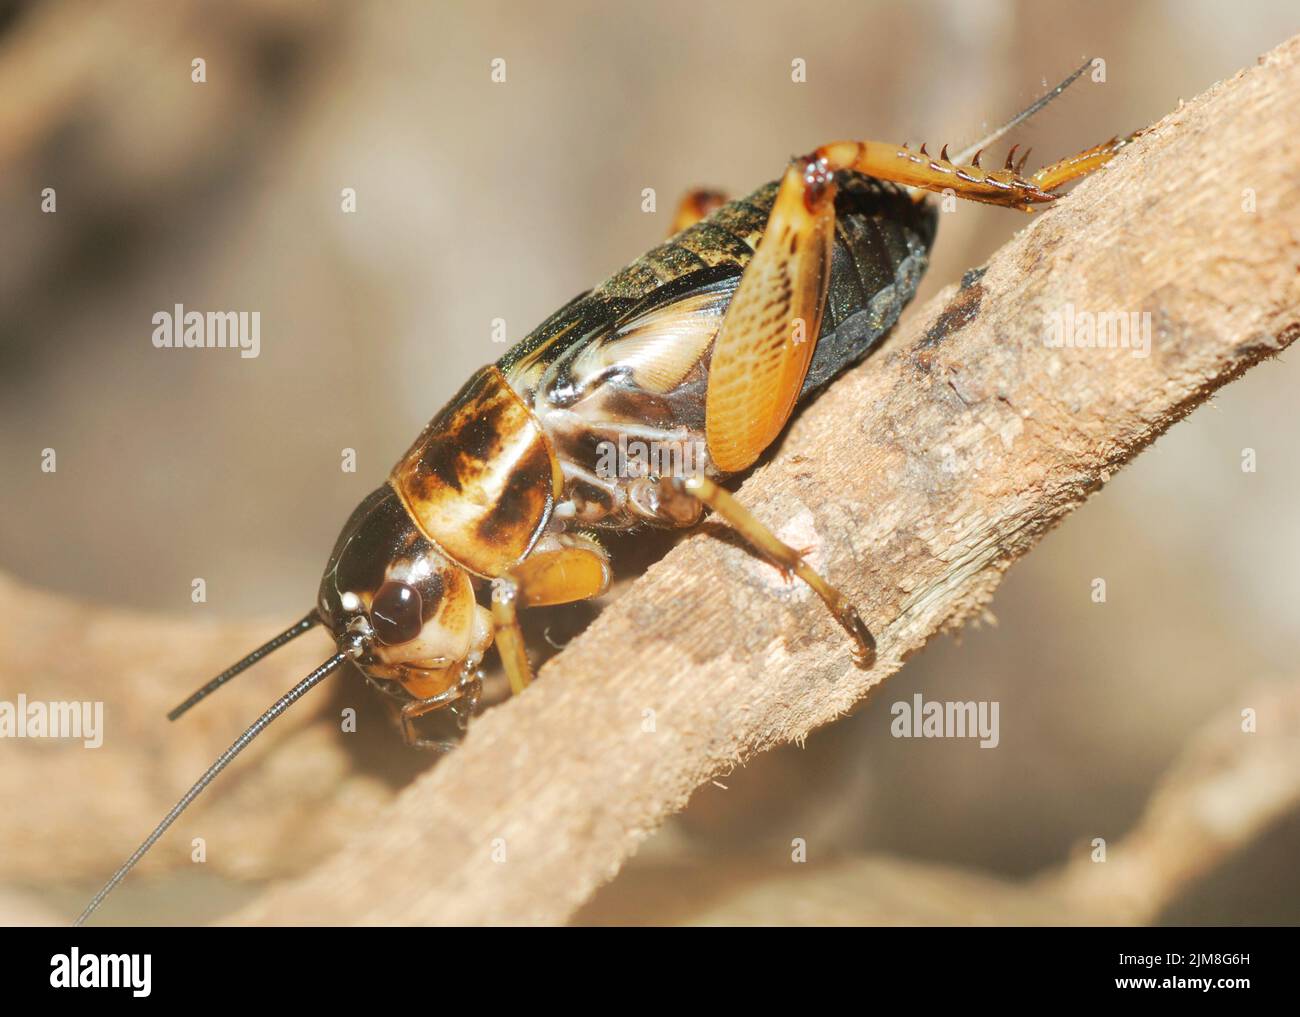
(1050, 680, 1300, 923)
(571, 681, 1300, 924)
(0, 573, 394, 887)
(578, 855, 1085, 926)
(0, 0, 343, 320)
(224, 36, 1300, 924)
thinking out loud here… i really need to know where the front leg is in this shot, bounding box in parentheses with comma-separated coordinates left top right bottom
(398, 679, 480, 750)
(491, 536, 612, 697)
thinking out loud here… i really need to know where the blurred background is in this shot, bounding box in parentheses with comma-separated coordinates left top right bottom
(2, 0, 1298, 924)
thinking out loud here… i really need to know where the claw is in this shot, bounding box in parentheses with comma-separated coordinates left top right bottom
(972, 148, 983, 168)
(939, 143, 950, 162)
(1014, 147, 1032, 174)
(1004, 144, 1019, 170)
(840, 603, 877, 670)
(919, 142, 929, 156)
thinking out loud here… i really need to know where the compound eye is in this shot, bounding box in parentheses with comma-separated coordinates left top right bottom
(371, 580, 423, 645)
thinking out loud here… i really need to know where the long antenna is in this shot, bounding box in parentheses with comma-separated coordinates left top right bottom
(952, 56, 1095, 167)
(168, 611, 320, 721)
(76, 652, 347, 926)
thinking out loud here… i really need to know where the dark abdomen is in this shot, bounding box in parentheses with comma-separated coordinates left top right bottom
(499, 173, 937, 401)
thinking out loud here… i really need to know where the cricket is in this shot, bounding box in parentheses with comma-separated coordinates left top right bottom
(77, 57, 1140, 924)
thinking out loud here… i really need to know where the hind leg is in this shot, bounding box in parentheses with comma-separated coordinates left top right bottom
(1028, 132, 1145, 191)
(701, 129, 1143, 472)
(698, 128, 1140, 666)
(793, 130, 1141, 213)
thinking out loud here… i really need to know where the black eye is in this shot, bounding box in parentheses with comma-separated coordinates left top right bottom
(371, 580, 423, 645)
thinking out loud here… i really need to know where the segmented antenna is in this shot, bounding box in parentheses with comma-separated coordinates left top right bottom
(167, 611, 321, 721)
(76, 652, 346, 926)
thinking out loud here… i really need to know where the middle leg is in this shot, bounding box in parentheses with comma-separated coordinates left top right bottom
(670, 474, 876, 668)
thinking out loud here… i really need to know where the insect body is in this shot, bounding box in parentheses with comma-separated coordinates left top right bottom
(78, 60, 1139, 922)
(308, 172, 946, 753)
